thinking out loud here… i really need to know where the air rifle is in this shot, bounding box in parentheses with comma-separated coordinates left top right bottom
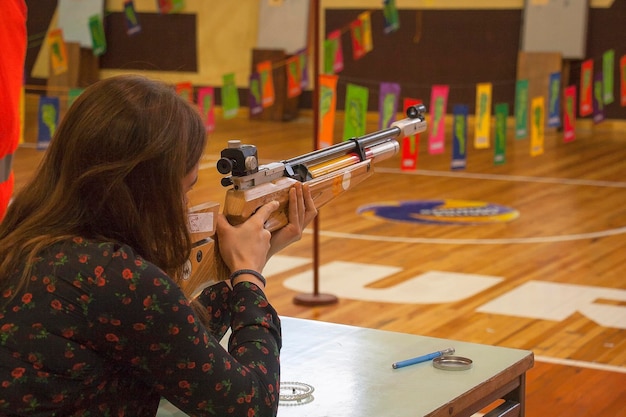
(181, 104, 428, 298)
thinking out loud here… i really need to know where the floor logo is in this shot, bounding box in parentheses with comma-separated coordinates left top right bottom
(357, 199, 519, 225)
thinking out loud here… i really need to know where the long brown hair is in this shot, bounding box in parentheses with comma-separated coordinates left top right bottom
(0, 75, 207, 293)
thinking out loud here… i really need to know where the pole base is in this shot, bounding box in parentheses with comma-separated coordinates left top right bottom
(293, 293, 339, 306)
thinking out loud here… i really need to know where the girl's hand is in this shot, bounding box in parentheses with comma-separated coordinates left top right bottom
(267, 182, 317, 260)
(215, 200, 280, 274)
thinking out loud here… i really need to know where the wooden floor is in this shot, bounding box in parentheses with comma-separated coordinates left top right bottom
(13, 110, 626, 416)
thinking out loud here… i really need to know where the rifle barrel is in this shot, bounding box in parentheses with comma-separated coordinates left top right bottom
(284, 126, 402, 168)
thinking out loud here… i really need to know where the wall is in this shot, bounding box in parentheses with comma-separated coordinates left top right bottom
(24, 0, 626, 119)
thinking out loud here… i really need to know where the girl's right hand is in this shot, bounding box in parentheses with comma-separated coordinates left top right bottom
(215, 200, 280, 275)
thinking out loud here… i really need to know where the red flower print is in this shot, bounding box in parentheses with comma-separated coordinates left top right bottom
(105, 333, 119, 342)
(94, 265, 104, 277)
(178, 380, 190, 389)
(72, 363, 86, 372)
(202, 363, 212, 372)
(2, 380, 10, 388)
(110, 319, 121, 326)
(122, 297, 132, 305)
(1, 323, 13, 332)
(122, 268, 133, 280)
(11, 367, 25, 379)
(153, 278, 162, 286)
(143, 296, 153, 308)
(78, 254, 88, 263)
(133, 323, 146, 331)
(2, 288, 12, 298)
(169, 326, 180, 335)
(51, 299, 62, 310)
(65, 351, 74, 359)
(52, 393, 65, 403)
(187, 314, 195, 324)
(96, 276, 106, 287)
(21, 293, 32, 304)
(215, 382, 223, 391)
(46, 284, 56, 293)
(247, 408, 255, 417)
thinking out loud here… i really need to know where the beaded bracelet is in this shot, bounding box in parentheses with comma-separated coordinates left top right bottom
(229, 269, 267, 287)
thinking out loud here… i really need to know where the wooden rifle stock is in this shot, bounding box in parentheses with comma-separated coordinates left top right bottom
(180, 105, 428, 298)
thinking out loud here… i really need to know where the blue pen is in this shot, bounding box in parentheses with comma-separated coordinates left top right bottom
(392, 347, 455, 369)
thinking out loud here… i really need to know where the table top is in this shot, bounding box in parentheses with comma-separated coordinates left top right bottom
(158, 316, 534, 417)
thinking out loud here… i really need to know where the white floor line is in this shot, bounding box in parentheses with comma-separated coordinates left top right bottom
(534, 355, 626, 374)
(375, 167, 626, 188)
(304, 226, 626, 245)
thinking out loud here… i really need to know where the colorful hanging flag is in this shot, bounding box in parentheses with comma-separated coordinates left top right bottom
(38, 96, 60, 150)
(514, 79, 529, 139)
(579, 59, 594, 117)
(157, 0, 184, 14)
(88, 14, 106, 56)
(68, 88, 84, 108)
(286, 55, 302, 98)
(563, 85, 576, 143)
(350, 18, 366, 60)
(602, 49, 614, 105)
(378, 82, 400, 130)
(297, 48, 309, 89)
(474, 82, 492, 149)
(593, 72, 605, 124)
(176, 82, 193, 103)
(221, 73, 239, 119)
(248, 72, 263, 116)
(123, 0, 141, 35)
(383, 0, 400, 34)
(400, 98, 421, 171)
(451, 104, 468, 170)
(47, 28, 68, 76)
(530, 96, 544, 157)
(428, 85, 449, 155)
(318, 74, 338, 149)
(547, 72, 561, 128)
(343, 83, 369, 140)
(358, 12, 373, 54)
(324, 30, 344, 75)
(494, 103, 508, 165)
(619, 55, 626, 106)
(256, 61, 275, 108)
(197, 87, 215, 132)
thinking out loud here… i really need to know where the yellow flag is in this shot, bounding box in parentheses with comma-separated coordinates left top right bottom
(530, 96, 544, 156)
(474, 83, 492, 149)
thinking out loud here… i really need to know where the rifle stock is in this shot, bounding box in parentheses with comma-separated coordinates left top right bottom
(180, 105, 428, 298)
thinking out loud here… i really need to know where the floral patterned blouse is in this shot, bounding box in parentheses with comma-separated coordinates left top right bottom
(0, 237, 281, 416)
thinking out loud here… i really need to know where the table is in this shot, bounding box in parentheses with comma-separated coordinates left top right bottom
(158, 317, 534, 417)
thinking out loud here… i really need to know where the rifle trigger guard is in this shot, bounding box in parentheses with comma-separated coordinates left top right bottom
(348, 137, 367, 161)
